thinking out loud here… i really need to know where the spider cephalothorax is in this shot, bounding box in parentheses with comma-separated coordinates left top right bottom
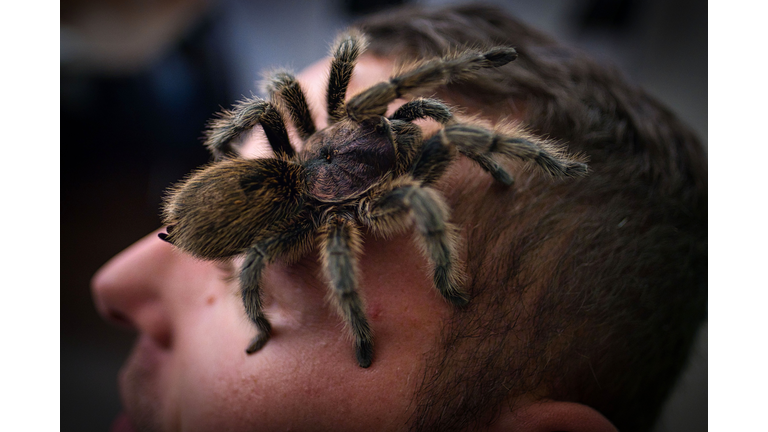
(159, 31, 587, 368)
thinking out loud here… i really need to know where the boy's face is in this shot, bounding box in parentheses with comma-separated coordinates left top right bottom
(92, 56, 457, 432)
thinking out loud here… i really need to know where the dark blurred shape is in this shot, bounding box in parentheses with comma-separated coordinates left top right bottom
(576, 0, 639, 31)
(342, 0, 410, 16)
(61, 1, 235, 430)
(61, 0, 213, 74)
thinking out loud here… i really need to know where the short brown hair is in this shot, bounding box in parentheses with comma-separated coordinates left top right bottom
(355, 4, 707, 432)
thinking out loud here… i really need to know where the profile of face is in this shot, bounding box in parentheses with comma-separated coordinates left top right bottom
(91, 54, 458, 432)
(92, 51, 618, 431)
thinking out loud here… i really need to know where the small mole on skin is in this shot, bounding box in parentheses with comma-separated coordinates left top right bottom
(206, 296, 216, 305)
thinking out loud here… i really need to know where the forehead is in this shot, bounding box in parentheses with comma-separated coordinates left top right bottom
(238, 55, 395, 158)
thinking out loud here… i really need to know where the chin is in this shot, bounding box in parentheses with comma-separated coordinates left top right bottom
(117, 338, 167, 432)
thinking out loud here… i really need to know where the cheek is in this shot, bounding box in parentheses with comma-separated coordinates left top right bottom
(168, 234, 450, 431)
(171, 290, 253, 424)
(174, 304, 412, 431)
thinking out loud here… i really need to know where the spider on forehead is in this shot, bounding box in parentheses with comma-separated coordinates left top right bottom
(159, 30, 587, 368)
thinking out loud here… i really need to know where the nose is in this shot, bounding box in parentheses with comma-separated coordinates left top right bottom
(91, 229, 176, 349)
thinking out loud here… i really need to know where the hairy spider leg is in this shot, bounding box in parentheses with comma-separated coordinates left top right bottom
(241, 246, 272, 353)
(319, 216, 374, 368)
(383, 98, 457, 178)
(438, 124, 588, 178)
(390, 98, 515, 185)
(390, 98, 453, 124)
(422, 128, 515, 186)
(327, 31, 367, 124)
(241, 217, 316, 354)
(385, 98, 455, 177)
(385, 120, 422, 175)
(204, 97, 295, 160)
(345, 47, 517, 122)
(266, 71, 317, 140)
(405, 131, 458, 185)
(362, 178, 469, 307)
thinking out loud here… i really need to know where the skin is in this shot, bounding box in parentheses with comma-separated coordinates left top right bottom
(92, 54, 617, 432)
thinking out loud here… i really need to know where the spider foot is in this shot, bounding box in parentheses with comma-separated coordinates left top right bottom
(434, 266, 469, 307)
(565, 162, 588, 177)
(245, 332, 270, 354)
(356, 339, 373, 368)
(444, 289, 470, 307)
(490, 169, 514, 186)
(483, 47, 517, 67)
(469, 153, 514, 186)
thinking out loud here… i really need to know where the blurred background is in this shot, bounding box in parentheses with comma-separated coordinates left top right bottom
(61, 0, 707, 430)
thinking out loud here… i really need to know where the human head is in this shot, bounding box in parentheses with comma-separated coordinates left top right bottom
(92, 3, 706, 432)
(354, 4, 707, 431)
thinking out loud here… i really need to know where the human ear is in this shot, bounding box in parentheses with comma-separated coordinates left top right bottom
(491, 400, 618, 432)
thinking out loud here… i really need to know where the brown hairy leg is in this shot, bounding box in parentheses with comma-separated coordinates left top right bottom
(361, 179, 468, 307)
(319, 215, 374, 368)
(266, 70, 317, 140)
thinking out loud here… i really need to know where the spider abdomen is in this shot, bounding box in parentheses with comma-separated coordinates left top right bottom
(302, 119, 396, 201)
(162, 158, 306, 259)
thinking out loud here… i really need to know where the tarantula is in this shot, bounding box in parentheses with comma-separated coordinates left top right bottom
(159, 31, 587, 368)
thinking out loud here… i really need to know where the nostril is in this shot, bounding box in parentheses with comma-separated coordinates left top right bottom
(90, 231, 177, 351)
(156, 329, 172, 350)
(106, 308, 136, 330)
(106, 307, 173, 350)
